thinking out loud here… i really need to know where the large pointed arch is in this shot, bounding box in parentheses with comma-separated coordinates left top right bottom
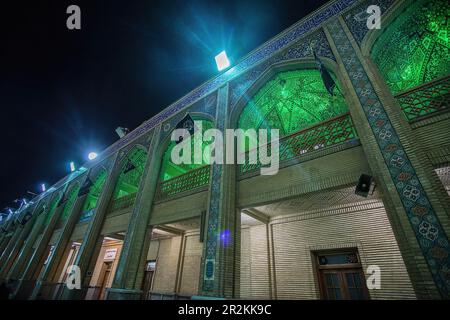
(236, 67, 351, 155)
(59, 183, 81, 221)
(155, 116, 214, 201)
(108, 145, 148, 212)
(44, 192, 65, 226)
(369, 0, 449, 95)
(79, 168, 108, 222)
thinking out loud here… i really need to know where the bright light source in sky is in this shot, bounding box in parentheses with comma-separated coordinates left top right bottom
(70, 161, 76, 172)
(41, 184, 46, 192)
(88, 152, 98, 160)
(215, 51, 230, 71)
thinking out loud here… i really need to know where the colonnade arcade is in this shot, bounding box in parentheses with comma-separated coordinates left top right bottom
(0, 0, 449, 300)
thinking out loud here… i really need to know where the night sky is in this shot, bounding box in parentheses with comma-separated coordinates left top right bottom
(0, 0, 328, 211)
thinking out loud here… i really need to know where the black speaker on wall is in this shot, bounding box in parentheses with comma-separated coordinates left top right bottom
(355, 174, 373, 197)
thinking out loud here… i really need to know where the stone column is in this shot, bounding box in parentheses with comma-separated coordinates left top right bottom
(106, 127, 161, 300)
(0, 219, 17, 255)
(12, 196, 68, 299)
(198, 84, 240, 299)
(0, 228, 22, 277)
(324, 18, 450, 299)
(0, 203, 41, 279)
(60, 154, 120, 300)
(0, 233, 11, 257)
(0, 222, 14, 259)
(6, 210, 48, 282)
(30, 177, 89, 300)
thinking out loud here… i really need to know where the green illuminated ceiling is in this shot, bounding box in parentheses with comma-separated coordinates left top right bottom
(160, 119, 214, 181)
(371, 0, 450, 94)
(82, 169, 107, 212)
(113, 147, 147, 200)
(238, 69, 348, 136)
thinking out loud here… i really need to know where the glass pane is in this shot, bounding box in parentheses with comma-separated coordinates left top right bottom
(346, 273, 365, 300)
(318, 252, 359, 265)
(334, 288, 342, 300)
(353, 273, 362, 288)
(327, 288, 335, 299)
(325, 274, 334, 287)
(324, 273, 343, 300)
(346, 273, 355, 287)
(349, 287, 365, 300)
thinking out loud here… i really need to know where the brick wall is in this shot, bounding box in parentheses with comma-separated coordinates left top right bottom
(241, 200, 416, 299)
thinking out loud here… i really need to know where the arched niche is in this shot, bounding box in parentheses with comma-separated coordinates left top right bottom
(111, 145, 148, 203)
(233, 61, 351, 153)
(368, 0, 449, 95)
(159, 116, 215, 182)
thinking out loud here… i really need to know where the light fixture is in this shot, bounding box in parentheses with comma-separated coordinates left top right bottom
(88, 152, 98, 160)
(41, 184, 46, 192)
(355, 174, 374, 197)
(70, 161, 76, 172)
(215, 50, 230, 71)
(115, 127, 129, 138)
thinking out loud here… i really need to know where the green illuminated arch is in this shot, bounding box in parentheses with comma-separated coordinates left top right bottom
(113, 147, 148, 200)
(159, 119, 214, 181)
(238, 68, 348, 149)
(82, 169, 108, 212)
(60, 185, 81, 220)
(371, 0, 450, 94)
(44, 194, 64, 226)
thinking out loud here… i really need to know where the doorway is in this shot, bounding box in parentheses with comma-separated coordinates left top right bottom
(141, 260, 156, 299)
(315, 250, 369, 300)
(98, 261, 113, 300)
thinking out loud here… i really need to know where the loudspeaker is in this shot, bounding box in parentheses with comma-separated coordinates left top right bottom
(355, 174, 373, 197)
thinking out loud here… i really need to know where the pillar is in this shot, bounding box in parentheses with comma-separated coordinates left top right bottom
(0, 203, 41, 279)
(106, 127, 161, 300)
(60, 154, 120, 300)
(324, 17, 450, 299)
(12, 191, 69, 299)
(30, 175, 90, 300)
(198, 84, 240, 299)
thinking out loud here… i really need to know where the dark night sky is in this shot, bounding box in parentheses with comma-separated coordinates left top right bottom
(0, 0, 328, 211)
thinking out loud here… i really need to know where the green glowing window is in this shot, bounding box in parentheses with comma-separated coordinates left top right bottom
(44, 195, 63, 226)
(113, 147, 147, 200)
(60, 185, 81, 220)
(238, 69, 348, 151)
(82, 170, 107, 212)
(159, 119, 214, 182)
(371, 0, 450, 94)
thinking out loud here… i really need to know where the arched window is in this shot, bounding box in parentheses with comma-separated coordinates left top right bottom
(44, 194, 63, 226)
(60, 184, 81, 220)
(238, 69, 349, 150)
(156, 118, 214, 201)
(109, 147, 147, 212)
(371, 0, 449, 94)
(159, 119, 214, 182)
(82, 170, 107, 212)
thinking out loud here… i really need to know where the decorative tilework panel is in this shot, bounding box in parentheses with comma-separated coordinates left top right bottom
(202, 86, 227, 294)
(229, 30, 335, 109)
(343, 0, 395, 45)
(328, 18, 450, 298)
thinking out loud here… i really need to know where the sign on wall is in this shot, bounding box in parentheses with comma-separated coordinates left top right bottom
(104, 248, 118, 260)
